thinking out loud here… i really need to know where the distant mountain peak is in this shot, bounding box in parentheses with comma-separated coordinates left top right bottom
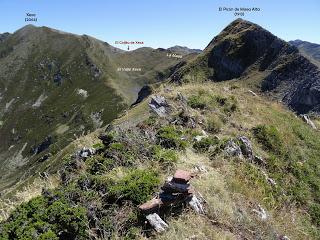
(167, 45, 202, 55)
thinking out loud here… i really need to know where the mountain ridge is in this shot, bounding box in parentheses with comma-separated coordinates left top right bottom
(289, 39, 320, 65)
(0, 24, 186, 191)
(171, 18, 320, 114)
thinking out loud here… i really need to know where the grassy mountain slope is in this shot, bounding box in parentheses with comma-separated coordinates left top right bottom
(1, 20, 320, 240)
(1, 80, 319, 239)
(0, 25, 187, 192)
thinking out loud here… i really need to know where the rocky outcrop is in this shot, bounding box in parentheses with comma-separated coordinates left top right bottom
(300, 114, 317, 129)
(171, 18, 320, 114)
(224, 140, 243, 158)
(132, 85, 152, 106)
(149, 95, 170, 117)
(31, 136, 53, 154)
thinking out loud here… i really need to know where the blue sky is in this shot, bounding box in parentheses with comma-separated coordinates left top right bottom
(1, 0, 319, 50)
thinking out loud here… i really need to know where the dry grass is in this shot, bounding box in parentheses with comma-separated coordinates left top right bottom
(156, 212, 236, 240)
(0, 174, 59, 221)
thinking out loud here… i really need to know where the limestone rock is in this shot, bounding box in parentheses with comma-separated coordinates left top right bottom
(146, 213, 168, 232)
(224, 140, 243, 158)
(238, 136, 253, 159)
(149, 95, 169, 117)
(252, 204, 268, 220)
(300, 114, 317, 129)
(189, 195, 205, 214)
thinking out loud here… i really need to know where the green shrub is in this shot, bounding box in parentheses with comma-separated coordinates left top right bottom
(86, 154, 115, 175)
(253, 125, 283, 154)
(0, 196, 89, 240)
(193, 137, 218, 152)
(92, 142, 104, 150)
(187, 95, 207, 109)
(109, 142, 125, 151)
(157, 125, 187, 149)
(46, 199, 89, 239)
(309, 203, 320, 226)
(108, 169, 160, 204)
(152, 145, 178, 167)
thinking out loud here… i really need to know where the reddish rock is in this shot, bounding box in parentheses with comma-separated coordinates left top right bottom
(139, 198, 163, 213)
(173, 169, 194, 183)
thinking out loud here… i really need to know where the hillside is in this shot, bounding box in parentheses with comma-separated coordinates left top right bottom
(172, 19, 320, 114)
(289, 40, 320, 64)
(1, 80, 319, 239)
(0, 19, 319, 240)
(0, 25, 188, 192)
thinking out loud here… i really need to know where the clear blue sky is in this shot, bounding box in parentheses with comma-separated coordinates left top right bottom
(1, 0, 319, 50)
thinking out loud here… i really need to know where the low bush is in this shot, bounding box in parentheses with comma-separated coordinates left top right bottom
(108, 169, 160, 204)
(187, 95, 208, 109)
(157, 125, 187, 149)
(0, 196, 89, 240)
(193, 137, 218, 152)
(152, 145, 178, 167)
(309, 203, 320, 226)
(86, 154, 115, 175)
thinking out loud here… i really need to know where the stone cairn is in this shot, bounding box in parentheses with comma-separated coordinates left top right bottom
(139, 169, 204, 232)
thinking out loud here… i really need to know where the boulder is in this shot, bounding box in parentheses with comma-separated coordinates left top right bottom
(189, 195, 205, 214)
(75, 147, 96, 159)
(162, 181, 191, 193)
(146, 213, 168, 232)
(300, 114, 317, 129)
(238, 136, 253, 159)
(149, 95, 169, 117)
(224, 140, 243, 158)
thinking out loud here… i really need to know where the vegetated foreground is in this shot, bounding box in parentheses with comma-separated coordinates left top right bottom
(0, 80, 319, 239)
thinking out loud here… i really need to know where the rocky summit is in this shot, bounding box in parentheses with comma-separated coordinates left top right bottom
(172, 18, 320, 114)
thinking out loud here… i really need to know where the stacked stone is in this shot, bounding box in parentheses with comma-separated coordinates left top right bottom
(138, 170, 204, 232)
(139, 170, 194, 214)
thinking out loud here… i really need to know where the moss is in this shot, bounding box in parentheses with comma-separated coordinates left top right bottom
(92, 142, 104, 150)
(109, 142, 125, 151)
